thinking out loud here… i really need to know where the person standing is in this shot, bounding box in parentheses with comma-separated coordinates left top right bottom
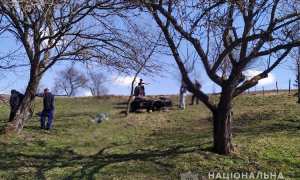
(190, 79, 202, 105)
(36, 88, 55, 130)
(9, 89, 20, 122)
(179, 80, 187, 109)
(138, 79, 149, 96)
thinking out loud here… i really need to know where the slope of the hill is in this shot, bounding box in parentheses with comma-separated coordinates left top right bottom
(0, 93, 299, 179)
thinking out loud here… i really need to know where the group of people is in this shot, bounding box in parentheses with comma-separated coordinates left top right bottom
(133, 78, 202, 110)
(179, 79, 202, 109)
(9, 88, 55, 131)
(8, 78, 200, 129)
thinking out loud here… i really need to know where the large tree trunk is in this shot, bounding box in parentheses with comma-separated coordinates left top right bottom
(126, 68, 143, 117)
(213, 87, 234, 155)
(1, 76, 41, 135)
(126, 75, 139, 117)
(125, 94, 134, 117)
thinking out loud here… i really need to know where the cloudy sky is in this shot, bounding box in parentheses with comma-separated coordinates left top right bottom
(0, 58, 295, 96)
(243, 69, 276, 86)
(79, 66, 292, 97)
(0, 35, 296, 96)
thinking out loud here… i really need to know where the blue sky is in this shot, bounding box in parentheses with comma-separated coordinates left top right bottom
(0, 56, 297, 96)
(1, 3, 298, 97)
(0, 33, 298, 97)
(2, 56, 294, 97)
(100, 63, 296, 96)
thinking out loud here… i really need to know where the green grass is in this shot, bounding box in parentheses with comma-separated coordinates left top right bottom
(0, 92, 299, 179)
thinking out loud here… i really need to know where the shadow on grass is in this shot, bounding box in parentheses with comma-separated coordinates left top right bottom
(0, 141, 212, 179)
(118, 110, 127, 114)
(115, 102, 128, 105)
(114, 102, 128, 114)
(233, 111, 300, 135)
(114, 106, 126, 110)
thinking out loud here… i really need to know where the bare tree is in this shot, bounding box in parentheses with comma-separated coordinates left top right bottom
(87, 70, 109, 96)
(53, 66, 88, 97)
(82, 13, 167, 115)
(139, 0, 300, 154)
(116, 18, 166, 116)
(36, 83, 46, 93)
(288, 48, 300, 102)
(288, 21, 300, 102)
(0, 0, 133, 134)
(173, 49, 201, 85)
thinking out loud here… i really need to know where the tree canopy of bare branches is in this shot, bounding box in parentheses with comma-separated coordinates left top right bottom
(288, 48, 300, 102)
(0, 0, 135, 134)
(138, 0, 300, 154)
(53, 66, 88, 97)
(87, 70, 109, 96)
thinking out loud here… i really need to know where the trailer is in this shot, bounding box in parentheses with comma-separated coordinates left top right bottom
(130, 95, 173, 112)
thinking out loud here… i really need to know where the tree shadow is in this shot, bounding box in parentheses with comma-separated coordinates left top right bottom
(0, 140, 212, 179)
(232, 111, 300, 136)
(118, 110, 127, 114)
(114, 101, 128, 114)
(115, 102, 128, 105)
(62, 142, 212, 179)
(114, 106, 126, 109)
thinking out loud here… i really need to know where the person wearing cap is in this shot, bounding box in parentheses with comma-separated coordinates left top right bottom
(36, 88, 55, 130)
(190, 79, 202, 105)
(138, 79, 149, 96)
(9, 89, 20, 122)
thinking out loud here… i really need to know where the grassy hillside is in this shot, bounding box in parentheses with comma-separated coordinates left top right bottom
(0, 93, 299, 179)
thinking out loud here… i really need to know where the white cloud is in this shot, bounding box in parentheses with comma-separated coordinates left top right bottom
(243, 69, 275, 86)
(40, 28, 66, 48)
(111, 75, 140, 87)
(83, 91, 93, 97)
(28, 28, 66, 50)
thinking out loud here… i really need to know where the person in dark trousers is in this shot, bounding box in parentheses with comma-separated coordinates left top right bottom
(9, 89, 20, 122)
(36, 88, 55, 130)
(138, 79, 149, 96)
(190, 79, 202, 105)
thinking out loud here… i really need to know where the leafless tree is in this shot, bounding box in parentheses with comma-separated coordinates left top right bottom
(36, 83, 46, 94)
(87, 70, 109, 96)
(172, 49, 201, 85)
(287, 21, 300, 102)
(53, 66, 88, 97)
(0, 0, 134, 134)
(288, 48, 300, 102)
(139, 0, 300, 154)
(115, 18, 167, 116)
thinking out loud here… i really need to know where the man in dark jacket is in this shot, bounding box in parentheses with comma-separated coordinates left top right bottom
(9, 89, 19, 122)
(138, 79, 149, 96)
(36, 88, 55, 130)
(190, 79, 202, 105)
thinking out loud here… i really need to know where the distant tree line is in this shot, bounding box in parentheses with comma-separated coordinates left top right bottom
(52, 65, 108, 97)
